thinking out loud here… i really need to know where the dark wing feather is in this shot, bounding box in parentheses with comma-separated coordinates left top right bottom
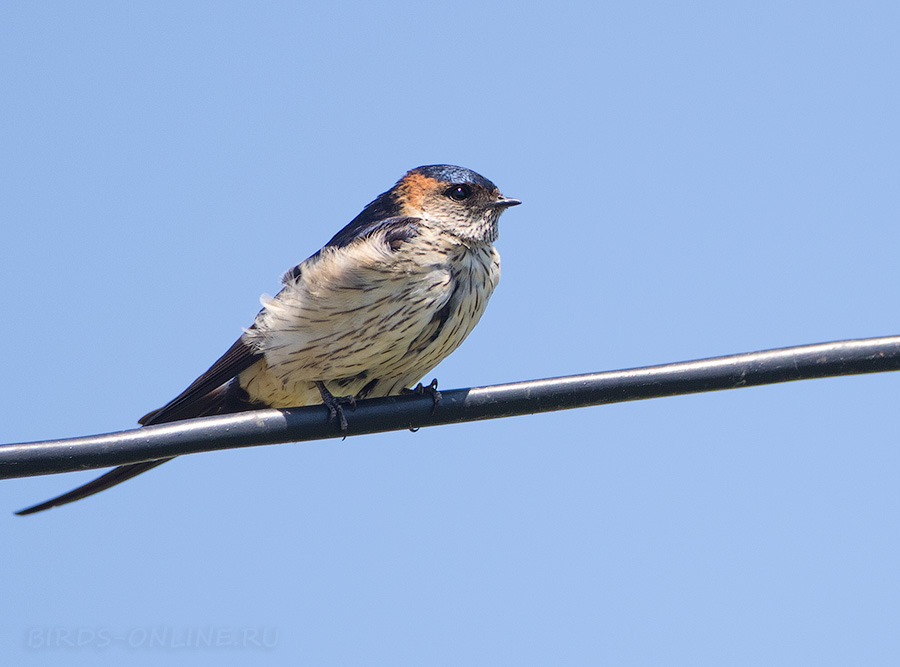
(322, 215, 421, 251)
(320, 188, 404, 249)
(282, 216, 422, 281)
(16, 338, 263, 515)
(139, 337, 262, 425)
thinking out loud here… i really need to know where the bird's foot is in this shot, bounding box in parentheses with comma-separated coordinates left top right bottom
(403, 378, 442, 415)
(315, 381, 357, 433)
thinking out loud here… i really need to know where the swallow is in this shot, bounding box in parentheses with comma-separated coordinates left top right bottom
(18, 164, 520, 514)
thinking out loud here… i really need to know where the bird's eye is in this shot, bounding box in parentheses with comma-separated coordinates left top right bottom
(445, 184, 472, 202)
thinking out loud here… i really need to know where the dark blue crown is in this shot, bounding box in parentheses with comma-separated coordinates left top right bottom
(411, 165, 497, 191)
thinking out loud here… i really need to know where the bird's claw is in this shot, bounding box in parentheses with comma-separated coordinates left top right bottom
(315, 381, 356, 433)
(404, 378, 442, 415)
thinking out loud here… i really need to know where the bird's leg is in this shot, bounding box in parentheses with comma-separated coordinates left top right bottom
(315, 381, 356, 432)
(403, 378, 442, 415)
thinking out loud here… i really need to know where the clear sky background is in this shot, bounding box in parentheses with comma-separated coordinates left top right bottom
(2, 1, 899, 665)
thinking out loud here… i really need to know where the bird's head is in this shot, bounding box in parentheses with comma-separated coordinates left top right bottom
(392, 165, 520, 243)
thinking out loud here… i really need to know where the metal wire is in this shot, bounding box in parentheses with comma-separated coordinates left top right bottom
(2, 335, 899, 480)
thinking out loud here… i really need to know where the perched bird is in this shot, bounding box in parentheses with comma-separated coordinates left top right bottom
(18, 164, 520, 515)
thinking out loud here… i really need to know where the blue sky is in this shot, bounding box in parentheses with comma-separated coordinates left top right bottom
(2, 1, 900, 665)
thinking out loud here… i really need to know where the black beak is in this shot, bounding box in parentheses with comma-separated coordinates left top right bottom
(489, 197, 522, 209)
